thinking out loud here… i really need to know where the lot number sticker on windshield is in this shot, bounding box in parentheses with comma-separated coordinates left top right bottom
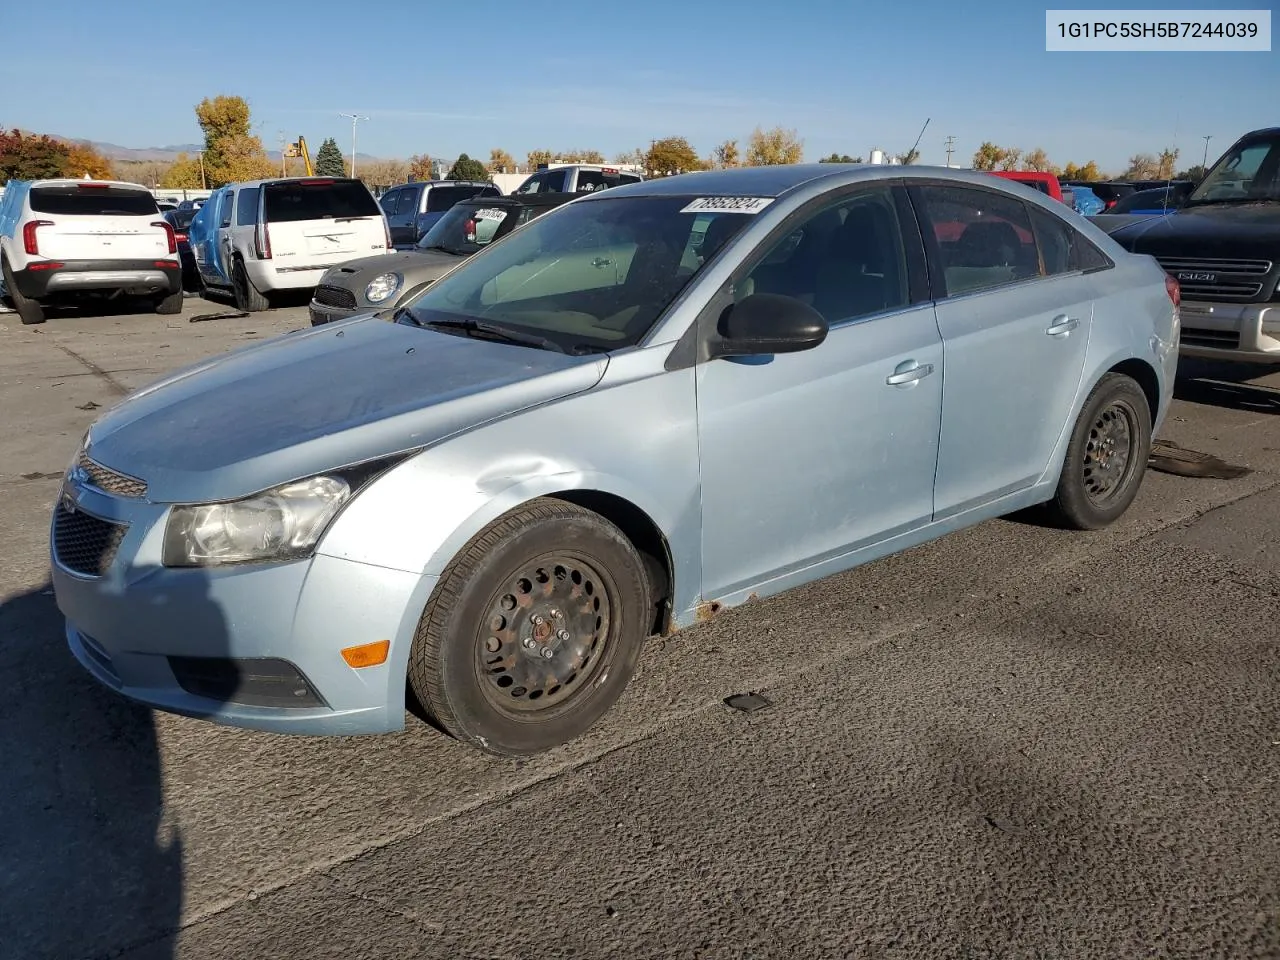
(680, 196, 774, 215)
(473, 208, 507, 222)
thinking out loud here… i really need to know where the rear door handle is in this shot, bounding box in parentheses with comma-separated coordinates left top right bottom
(1047, 314, 1079, 336)
(886, 360, 935, 387)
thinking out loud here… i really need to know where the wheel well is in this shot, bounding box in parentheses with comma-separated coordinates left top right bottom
(1108, 358, 1160, 424)
(549, 490, 674, 636)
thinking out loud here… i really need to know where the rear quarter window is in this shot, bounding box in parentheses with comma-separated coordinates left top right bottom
(425, 184, 497, 213)
(29, 185, 158, 216)
(263, 180, 381, 222)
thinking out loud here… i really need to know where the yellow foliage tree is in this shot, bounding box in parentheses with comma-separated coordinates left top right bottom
(192, 95, 274, 186)
(712, 139, 740, 168)
(745, 127, 803, 166)
(64, 143, 114, 180)
(644, 137, 704, 177)
(488, 148, 515, 174)
(408, 154, 433, 180)
(160, 153, 205, 188)
(526, 149, 553, 170)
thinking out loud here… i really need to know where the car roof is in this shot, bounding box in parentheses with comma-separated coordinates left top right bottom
(581, 164, 868, 200)
(27, 178, 151, 190)
(232, 176, 368, 189)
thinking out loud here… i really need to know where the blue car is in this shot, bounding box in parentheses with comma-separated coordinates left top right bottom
(51, 165, 1178, 757)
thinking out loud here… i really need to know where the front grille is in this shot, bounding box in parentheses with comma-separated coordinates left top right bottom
(78, 450, 147, 499)
(313, 284, 357, 309)
(53, 502, 127, 577)
(1181, 327, 1241, 350)
(1156, 257, 1275, 303)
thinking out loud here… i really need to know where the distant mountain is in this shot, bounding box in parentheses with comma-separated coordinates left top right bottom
(43, 135, 378, 163)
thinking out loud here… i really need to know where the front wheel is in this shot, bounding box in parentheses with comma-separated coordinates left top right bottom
(408, 498, 651, 757)
(1046, 372, 1152, 530)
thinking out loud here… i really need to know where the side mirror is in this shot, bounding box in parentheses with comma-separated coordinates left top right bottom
(709, 293, 828, 359)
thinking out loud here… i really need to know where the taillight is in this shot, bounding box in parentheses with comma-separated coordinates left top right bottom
(1165, 273, 1181, 307)
(175, 233, 188, 244)
(464, 218, 477, 240)
(152, 220, 177, 255)
(23, 220, 53, 255)
(255, 223, 272, 260)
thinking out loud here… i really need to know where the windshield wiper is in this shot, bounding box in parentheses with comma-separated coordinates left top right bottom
(421, 317, 565, 353)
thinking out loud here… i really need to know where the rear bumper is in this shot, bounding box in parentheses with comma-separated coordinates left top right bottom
(1177, 300, 1280, 363)
(15, 259, 181, 299)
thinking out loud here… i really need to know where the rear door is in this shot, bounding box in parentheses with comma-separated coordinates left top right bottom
(26, 183, 169, 261)
(261, 178, 388, 267)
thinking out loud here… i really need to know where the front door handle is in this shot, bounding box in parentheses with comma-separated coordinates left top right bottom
(1047, 315, 1079, 337)
(592, 257, 614, 268)
(886, 360, 935, 387)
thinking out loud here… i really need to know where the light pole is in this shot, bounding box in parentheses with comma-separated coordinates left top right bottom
(1201, 135, 1212, 171)
(339, 113, 369, 177)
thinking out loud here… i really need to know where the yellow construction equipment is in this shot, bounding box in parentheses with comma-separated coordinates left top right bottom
(281, 136, 314, 177)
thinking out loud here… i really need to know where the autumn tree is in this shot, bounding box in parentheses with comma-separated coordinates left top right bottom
(746, 126, 803, 166)
(488, 148, 515, 174)
(1024, 147, 1052, 172)
(526, 149, 553, 171)
(819, 152, 862, 163)
(359, 158, 408, 188)
(898, 148, 921, 165)
(447, 153, 488, 181)
(644, 137, 703, 177)
(64, 143, 114, 180)
(192, 95, 273, 186)
(313, 138, 346, 177)
(1124, 153, 1160, 180)
(1061, 160, 1103, 181)
(971, 142, 1004, 171)
(159, 153, 205, 189)
(998, 148, 1023, 171)
(0, 129, 71, 184)
(1157, 147, 1180, 180)
(408, 154, 433, 180)
(712, 139, 740, 168)
(614, 148, 645, 168)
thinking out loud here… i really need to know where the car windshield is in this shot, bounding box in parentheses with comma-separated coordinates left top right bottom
(401, 195, 756, 353)
(1187, 136, 1280, 205)
(417, 202, 514, 256)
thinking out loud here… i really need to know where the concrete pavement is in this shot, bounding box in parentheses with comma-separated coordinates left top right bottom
(1, 298, 1277, 959)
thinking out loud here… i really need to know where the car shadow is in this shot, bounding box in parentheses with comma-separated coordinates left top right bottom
(0, 580, 192, 960)
(1174, 357, 1280, 415)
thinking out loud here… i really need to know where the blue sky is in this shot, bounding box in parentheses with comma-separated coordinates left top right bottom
(2, 0, 1274, 174)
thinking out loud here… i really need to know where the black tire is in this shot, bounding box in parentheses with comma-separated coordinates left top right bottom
(154, 288, 184, 314)
(1046, 372, 1152, 530)
(2, 256, 45, 325)
(232, 259, 269, 312)
(408, 497, 650, 757)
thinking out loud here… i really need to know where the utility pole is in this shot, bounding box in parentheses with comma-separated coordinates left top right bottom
(198, 151, 206, 189)
(339, 113, 369, 177)
(278, 131, 287, 177)
(1201, 135, 1212, 170)
(944, 135, 957, 168)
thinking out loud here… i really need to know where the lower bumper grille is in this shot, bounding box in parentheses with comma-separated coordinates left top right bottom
(1181, 327, 1242, 350)
(167, 656, 327, 708)
(53, 503, 127, 577)
(313, 284, 357, 309)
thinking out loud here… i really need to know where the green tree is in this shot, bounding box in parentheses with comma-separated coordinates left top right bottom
(644, 137, 704, 177)
(0, 129, 70, 184)
(313, 137, 346, 177)
(819, 152, 862, 163)
(447, 153, 488, 181)
(1177, 164, 1207, 183)
(898, 148, 921, 165)
(192, 95, 274, 186)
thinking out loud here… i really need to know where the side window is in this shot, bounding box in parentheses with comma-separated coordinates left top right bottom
(1028, 205, 1114, 276)
(235, 187, 259, 226)
(543, 170, 567, 192)
(515, 173, 546, 194)
(403, 186, 423, 214)
(915, 184, 1040, 296)
(740, 188, 911, 324)
(379, 189, 402, 215)
(219, 191, 235, 228)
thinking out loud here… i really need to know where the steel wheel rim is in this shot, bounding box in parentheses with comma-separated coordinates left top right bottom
(474, 551, 615, 718)
(1083, 398, 1139, 506)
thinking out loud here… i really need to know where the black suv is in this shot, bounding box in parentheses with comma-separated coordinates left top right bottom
(1107, 127, 1280, 364)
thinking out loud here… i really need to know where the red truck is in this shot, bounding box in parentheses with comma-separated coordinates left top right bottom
(988, 170, 1068, 203)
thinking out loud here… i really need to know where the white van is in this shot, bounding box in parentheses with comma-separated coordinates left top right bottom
(0, 179, 182, 325)
(200, 177, 391, 312)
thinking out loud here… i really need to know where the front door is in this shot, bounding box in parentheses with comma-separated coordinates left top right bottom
(907, 182, 1093, 518)
(696, 185, 944, 599)
(389, 186, 422, 247)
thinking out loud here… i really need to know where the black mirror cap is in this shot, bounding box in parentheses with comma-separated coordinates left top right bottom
(711, 293, 829, 358)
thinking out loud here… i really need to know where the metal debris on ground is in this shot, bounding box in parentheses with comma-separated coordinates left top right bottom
(1148, 439, 1252, 480)
(76, 401, 101, 411)
(189, 311, 250, 323)
(724, 692, 772, 714)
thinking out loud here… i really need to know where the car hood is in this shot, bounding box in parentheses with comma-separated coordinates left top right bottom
(1109, 202, 1280, 259)
(84, 317, 608, 503)
(325, 248, 465, 286)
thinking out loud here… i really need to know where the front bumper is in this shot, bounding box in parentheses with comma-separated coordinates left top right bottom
(309, 297, 368, 325)
(50, 479, 436, 736)
(15, 259, 182, 299)
(1177, 299, 1280, 363)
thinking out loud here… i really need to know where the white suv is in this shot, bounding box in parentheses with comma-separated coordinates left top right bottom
(0, 179, 182, 325)
(190, 176, 391, 312)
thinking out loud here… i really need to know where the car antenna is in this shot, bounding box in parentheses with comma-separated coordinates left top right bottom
(909, 119, 930, 163)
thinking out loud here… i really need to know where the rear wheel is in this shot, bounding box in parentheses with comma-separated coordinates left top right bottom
(1046, 372, 1152, 530)
(2, 256, 45, 325)
(232, 260, 269, 312)
(408, 498, 650, 757)
(154, 288, 183, 315)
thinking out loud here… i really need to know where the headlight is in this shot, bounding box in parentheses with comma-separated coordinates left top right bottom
(163, 475, 351, 567)
(365, 272, 402, 303)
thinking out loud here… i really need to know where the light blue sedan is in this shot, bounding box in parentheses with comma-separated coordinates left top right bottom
(51, 165, 1181, 756)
